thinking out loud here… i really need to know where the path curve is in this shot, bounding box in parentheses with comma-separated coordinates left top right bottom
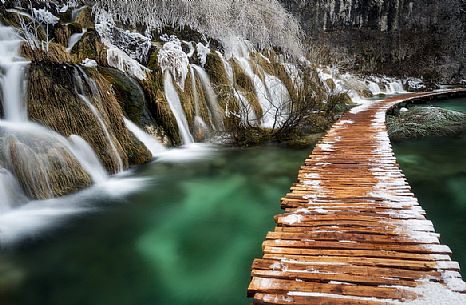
(248, 90, 466, 304)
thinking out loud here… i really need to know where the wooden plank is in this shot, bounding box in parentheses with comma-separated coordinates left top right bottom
(247, 90, 466, 305)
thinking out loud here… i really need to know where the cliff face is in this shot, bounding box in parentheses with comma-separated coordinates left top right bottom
(281, 0, 466, 83)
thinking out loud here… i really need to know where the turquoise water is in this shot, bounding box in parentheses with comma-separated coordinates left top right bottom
(392, 97, 466, 277)
(0, 144, 313, 305)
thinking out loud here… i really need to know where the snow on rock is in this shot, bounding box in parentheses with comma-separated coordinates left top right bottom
(95, 11, 150, 80)
(158, 38, 189, 88)
(196, 42, 210, 67)
(81, 58, 97, 68)
(106, 46, 149, 81)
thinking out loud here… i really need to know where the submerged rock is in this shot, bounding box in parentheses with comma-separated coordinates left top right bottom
(0, 123, 92, 200)
(387, 106, 466, 140)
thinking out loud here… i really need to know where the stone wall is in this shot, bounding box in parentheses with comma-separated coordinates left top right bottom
(281, 0, 466, 83)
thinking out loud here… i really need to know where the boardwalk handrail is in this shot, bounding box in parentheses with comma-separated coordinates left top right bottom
(247, 89, 466, 304)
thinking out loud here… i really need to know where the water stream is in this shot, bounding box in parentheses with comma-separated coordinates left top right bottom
(163, 71, 194, 145)
(0, 144, 314, 305)
(392, 97, 466, 277)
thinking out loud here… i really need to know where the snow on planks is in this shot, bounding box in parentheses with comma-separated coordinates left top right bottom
(248, 90, 466, 304)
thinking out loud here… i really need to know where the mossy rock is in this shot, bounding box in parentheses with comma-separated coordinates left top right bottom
(75, 6, 94, 29)
(0, 132, 92, 200)
(54, 23, 71, 47)
(71, 30, 107, 65)
(146, 48, 160, 70)
(98, 66, 154, 127)
(204, 52, 229, 86)
(20, 42, 72, 63)
(27, 62, 151, 172)
(68, 22, 83, 35)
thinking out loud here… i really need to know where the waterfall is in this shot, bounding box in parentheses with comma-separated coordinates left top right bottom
(66, 28, 87, 52)
(191, 65, 224, 131)
(77, 94, 124, 172)
(0, 25, 28, 122)
(163, 71, 194, 144)
(0, 23, 111, 209)
(367, 81, 382, 95)
(189, 67, 209, 137)
(235, 57, 290, 128)
(216, 51, 234, 85)
(123, 118, 165, 157)
(0, 169, 27, 211)
(68, 135, 108, 183)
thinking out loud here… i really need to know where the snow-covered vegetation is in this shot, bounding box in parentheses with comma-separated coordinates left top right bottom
(93, 0, 303, 57)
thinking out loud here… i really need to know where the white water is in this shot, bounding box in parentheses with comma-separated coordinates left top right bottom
(163, 71, 194, 144)
(77, 94, 124, 172)
(191, 65, 224, 130)
(66, 28, 87, 52)
(0, 25, 28, 122)
(68, 134, 108, 183)
(235, 57, 291, 128)
(0, 169, 27, 211)
(189, 67, 210, 137)
(123, 118, 165, 157)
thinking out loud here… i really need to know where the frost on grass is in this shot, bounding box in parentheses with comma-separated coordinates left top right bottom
(94, 0, 304, 57)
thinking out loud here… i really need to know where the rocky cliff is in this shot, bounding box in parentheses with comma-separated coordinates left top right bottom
(281, 0, 466, 84)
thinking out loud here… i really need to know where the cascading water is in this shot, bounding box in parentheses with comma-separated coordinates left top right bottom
(163, 71, 194, 144)
(235, 56, 291, 128)
(191, 65, 224, 130)
(0, 25, 28, 122)
(77, 94, 124, 172)
(68, 135, 108, 183)
(123, 118, 165, 157)
(66, 28, 87, 52)
(0, 24, 110, 210)
(189, 67, 209, 138)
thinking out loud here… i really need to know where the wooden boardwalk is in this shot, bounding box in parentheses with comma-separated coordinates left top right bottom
(248, 90, 466, 304)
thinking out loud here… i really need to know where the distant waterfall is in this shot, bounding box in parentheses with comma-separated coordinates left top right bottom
(163, 71, 194, 145)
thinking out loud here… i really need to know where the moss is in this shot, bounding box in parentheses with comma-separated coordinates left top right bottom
(20, 42, 72, 63)
(54, 24, 70, 47)
(325, 79, 336, 91)
(90, 69, 152, 165)
(146, 49, 160, 70)
(250, 52, 274, 77)
(75, 6, 94, 29)
(184, 71, 215, 141)
(67, 22, 83, 35)
(71, 30, 107, 65)
(204, 52, 229, 86)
